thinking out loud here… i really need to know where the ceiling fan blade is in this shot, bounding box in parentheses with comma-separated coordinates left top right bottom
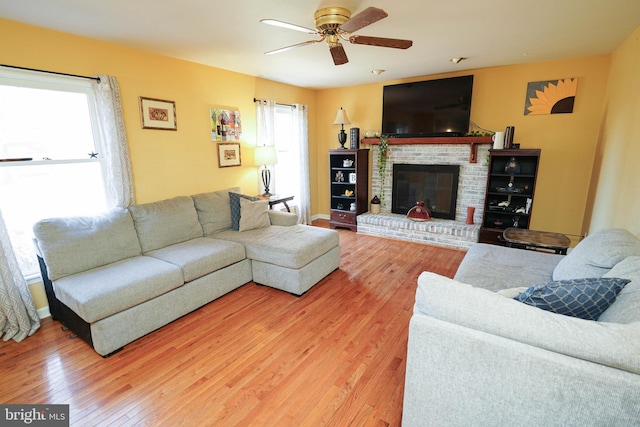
(330, 44, 349, 65)
(260, 19, 318, 35)
(339, 7, 388, 33)
(349, 35, 413, 49)
(265, 40, 321, 55)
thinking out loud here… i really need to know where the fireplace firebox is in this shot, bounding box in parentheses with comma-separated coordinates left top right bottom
(391, 164, 460, 219)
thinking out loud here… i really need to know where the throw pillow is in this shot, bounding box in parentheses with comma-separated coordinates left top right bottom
(514, 277, 630, 320)
(229, 192, 261, 231)
(238, 197, 271, 232)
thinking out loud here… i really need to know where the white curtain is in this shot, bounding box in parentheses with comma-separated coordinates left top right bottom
(255, 99, 277, 196)
(91, 75, 135, 208)
(293, 104, 311, 224)
(0, 211, 40, 342)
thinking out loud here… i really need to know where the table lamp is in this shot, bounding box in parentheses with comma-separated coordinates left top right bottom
(332, 107, 351, 149)
(254, 145, 278, 196)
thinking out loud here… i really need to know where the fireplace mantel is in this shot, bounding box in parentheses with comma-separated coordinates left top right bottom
(361, 136, 492, 163)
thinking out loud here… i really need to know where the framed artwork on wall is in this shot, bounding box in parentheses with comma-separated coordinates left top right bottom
(139, 97, 177, 130)
(217, 142, 241, 167)
(210, 107, 242, 141)
(524, 78, 578, 115)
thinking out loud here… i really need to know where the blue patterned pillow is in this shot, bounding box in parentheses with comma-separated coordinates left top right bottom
(228, 192, 261, 231)
(514, 277, 630, 320)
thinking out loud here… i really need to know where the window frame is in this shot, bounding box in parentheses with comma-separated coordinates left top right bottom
(0, 67, 109, 280)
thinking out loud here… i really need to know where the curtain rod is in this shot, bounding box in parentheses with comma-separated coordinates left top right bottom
(253, 97, 296, 108)
(0, 64, 100, 82)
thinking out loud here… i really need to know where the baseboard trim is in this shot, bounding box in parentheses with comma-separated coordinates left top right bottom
(37, 306, 51, 319)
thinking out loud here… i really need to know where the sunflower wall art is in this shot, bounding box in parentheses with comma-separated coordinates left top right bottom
(524, 78, 578, 115)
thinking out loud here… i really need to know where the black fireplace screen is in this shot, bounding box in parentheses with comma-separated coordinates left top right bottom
(391, 164, 460, 219)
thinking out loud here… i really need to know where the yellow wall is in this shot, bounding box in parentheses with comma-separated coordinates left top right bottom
(2, 16, 635, 312)
(586, 26, 640, 235)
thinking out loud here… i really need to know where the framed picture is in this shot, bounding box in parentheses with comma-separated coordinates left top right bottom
(349, 172, 357, 183)
(139, 97, 177, 130)
(217, 142, 241, 167)
(210, 107, 242, 141)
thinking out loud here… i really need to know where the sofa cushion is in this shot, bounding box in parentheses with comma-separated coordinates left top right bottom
(129, 196, 203, 253)
(599, 256, 640, 324)
(553, 228, 640, 280)
(238, 197, 271, 232)
(453, 243, 563, 291)
(33, 208, 142, 281)
(214, 224, 339, 269)
(228, 192, 261, 231)
(514, 277, 630, 320)
(192, 187, 241, 235)
(53, 255, 184, 323)
(145, 237, 246, 282)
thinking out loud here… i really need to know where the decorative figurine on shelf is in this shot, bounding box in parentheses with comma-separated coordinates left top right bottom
(504, 157, 521, 175)
(335, 170, 344, 182)
(407, 201, 431, 221)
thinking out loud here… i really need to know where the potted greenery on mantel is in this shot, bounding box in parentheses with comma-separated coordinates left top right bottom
(376, 135, 389, 207)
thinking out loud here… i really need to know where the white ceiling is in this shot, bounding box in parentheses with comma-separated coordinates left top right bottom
(2, 0, 640, 89)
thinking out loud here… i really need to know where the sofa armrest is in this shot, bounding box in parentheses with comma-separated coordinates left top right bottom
(404, 313, 640, 427)
(268, 210, 298, 226)
(415, 271, 640, 374)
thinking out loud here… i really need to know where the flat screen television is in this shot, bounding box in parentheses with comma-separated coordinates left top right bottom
(381, 75, 474, 137)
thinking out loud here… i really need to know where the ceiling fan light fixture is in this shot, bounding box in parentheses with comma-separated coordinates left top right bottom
(450, 57, 466, 64)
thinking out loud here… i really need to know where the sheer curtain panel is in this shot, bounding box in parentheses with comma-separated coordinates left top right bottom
(0, 211, 40, 342)
(91, 75, 135, 208)
(293, 104, 311, 224)
(255, 99, 277, 196)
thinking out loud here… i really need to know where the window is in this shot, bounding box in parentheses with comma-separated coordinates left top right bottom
(0, 69, 108, 278)
(273, 104, 299, 203)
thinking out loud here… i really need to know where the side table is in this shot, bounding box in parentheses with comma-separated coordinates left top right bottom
(502, 227, 570, 254)
(256, 195, 294, 212)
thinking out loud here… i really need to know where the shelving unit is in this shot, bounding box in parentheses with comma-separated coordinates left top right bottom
(329, 149, 369, 231)
(479, 148, 541, 245)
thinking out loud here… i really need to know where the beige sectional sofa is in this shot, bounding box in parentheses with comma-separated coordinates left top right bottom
(34, 188, 340, 356)
(402, 228, 640, 426)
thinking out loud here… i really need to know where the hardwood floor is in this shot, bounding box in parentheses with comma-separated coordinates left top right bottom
(1, 222, 465, 426)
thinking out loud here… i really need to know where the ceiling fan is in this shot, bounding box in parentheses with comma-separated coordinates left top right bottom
(261, 6, 413, 65)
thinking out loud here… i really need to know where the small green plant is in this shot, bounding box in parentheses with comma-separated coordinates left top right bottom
(377, 135, 389, 206)
(466, 130, 493, 137)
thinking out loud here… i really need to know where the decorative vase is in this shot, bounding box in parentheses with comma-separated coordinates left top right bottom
(370, 195, 381, 214)
(466, 206, 475, 224)
(504, 157, 521, 175)
(406, 201, 431, 221)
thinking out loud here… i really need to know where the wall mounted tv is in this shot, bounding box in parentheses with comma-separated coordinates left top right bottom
(381, 75, 474, 137)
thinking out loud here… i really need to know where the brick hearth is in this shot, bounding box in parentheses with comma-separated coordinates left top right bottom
(357, 213, 481, 249)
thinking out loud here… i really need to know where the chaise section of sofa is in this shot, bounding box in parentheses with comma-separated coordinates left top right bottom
(193, 188, 341, 296)
(213, 224, 341, 295)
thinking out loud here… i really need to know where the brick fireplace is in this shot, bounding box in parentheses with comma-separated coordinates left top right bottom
(357, 140, 490, 249)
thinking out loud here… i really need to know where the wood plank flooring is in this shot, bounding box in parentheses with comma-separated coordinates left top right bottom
(0, 221, 465, 426)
